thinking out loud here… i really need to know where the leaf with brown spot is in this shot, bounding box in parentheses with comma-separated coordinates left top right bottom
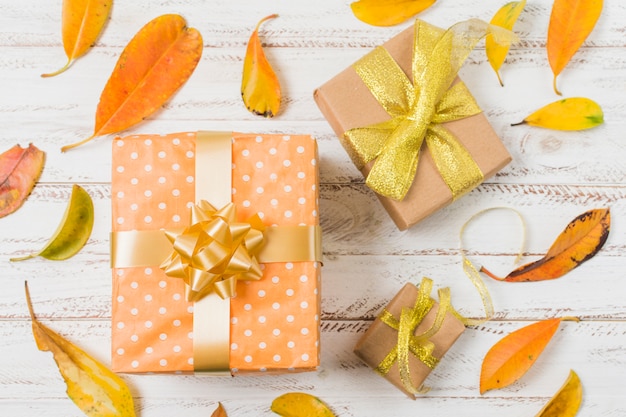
(61, 14, 203, 151)
(25, 282, 137, 416)
(481, 208, 609, 282)
(241, 14, 281, 118)
(0, 144, 45, 218)
(480, 317, 578, 394)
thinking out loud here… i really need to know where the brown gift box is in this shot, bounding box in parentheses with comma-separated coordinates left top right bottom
(354, 283, 465, 398)
(314, 23, 511, 230)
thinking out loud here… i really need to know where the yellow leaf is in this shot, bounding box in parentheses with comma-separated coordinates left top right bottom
(11, 184, 94, 261)
(547, 0, 603, 95)
(481, 208, 609, 282)
(350, 0, 436, 27)
(42, 0, 112, 77)
(241, 14, 281, 118)
(486, 0, 526, 86)
(535, 370, 583, 416)
(271, 392, 336, 417)
(25, 282, 136, 416)
(211, 402, 228, 417)
(511, 97, 603, 131)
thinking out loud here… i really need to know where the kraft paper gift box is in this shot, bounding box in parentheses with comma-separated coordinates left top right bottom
(354, 278, 465, 398)
(314, 20, 512, 230)
(110, 131, 322, 374)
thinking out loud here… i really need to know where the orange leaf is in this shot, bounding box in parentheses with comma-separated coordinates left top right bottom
(42, 0, 112, 77)
(481, 208, 609, 282)
(211, 402, 227, 417)
(241, 14, 281, 118)
(547, 0, 603, 95)
(0, 144, 45, 218)
(62, 14, 203, 151)
(350, 0, 436, 27)
(480, 317, 578, 394)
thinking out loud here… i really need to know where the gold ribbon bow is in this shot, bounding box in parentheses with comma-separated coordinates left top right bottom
(376, 277, 452, 395)
(345, 19, 514, 201)
(160, 201, 265, 302)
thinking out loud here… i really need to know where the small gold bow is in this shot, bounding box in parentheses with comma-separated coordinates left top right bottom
(345, 19, 515, 201)
(376, 277, 451, 395)
(160, 201, 265, 302)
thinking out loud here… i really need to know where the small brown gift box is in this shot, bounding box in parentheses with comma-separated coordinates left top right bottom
(354, 282, 465, 398)
(314, 22, 511, 230)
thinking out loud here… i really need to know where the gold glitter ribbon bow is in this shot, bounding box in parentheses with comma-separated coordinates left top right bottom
(160, 201, 265, 302)
(345, 19, 514, 201)
(376, 277, 452, 395)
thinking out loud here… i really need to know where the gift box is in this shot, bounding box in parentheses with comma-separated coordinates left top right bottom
(354, 278, 465, 398)
(314, 20, 512, 230)
(110, 131, 322, 374)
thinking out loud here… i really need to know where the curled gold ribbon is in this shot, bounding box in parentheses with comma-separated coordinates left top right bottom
(159, 200, 265, 302)
(376, 277, 451, 395)
(345, 19, 515, 201)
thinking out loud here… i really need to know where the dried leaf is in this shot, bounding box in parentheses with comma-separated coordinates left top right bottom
(0, 144, 45, 218)
(486, 0, 526, 86)
(480, 317, 578, 394)
(547, 0, 603, 95)
(25, 282, 136, 416)
(62, 14, 203, 151)
(350, 0, 436, 27)
(512, 97, 603, 131)
(481, 208, 609, 282)
(241, 14, 281, 118)
(11, 184, 94, 261)
(271, 392, 336, 417)
(211, 402, 227, 417)
(42, 0, 112, 77)
(535, 370, 583, 417)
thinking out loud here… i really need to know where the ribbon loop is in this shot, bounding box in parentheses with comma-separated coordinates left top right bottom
(160, 201, 265, 302)
(345, 19, 516, 201)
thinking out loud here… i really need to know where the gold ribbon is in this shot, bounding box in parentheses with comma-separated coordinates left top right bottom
(344, 19, 515, 201)
(376, 277, 451, 395)
(110, 131, 322, 373)
(159, 201, 265, 302)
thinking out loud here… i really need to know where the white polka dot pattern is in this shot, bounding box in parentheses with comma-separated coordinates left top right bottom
(111, 132, 321, 374)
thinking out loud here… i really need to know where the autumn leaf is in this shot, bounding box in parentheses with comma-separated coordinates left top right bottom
(42, 0, 112, 77)
(547, 0, 603, 95)
(211, 402, 227, 417)
(241, 14, 281, 118)
(271, 392, 336, 417)
(512, 97, 603, 131)
(25, 282, 137, 416)
(535, 370, 583, 417)
(61, 14, 203, 152)
(0, 144, 45, 218)
(486, 0, 526, 86)
(350, 0, 436, 27)
(11, 184, 94, 261)
(480, 317, 579, 394)
(481, 208, 609, 282)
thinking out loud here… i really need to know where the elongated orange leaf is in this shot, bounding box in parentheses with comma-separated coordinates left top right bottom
(486, 0, 526, 86)
(62, 14, 203, 152)
(480, 317, 578, 394)
(25, 282, 136, 416)
(0, 144, 45, 218)
(211, 402, 227, 417)
(241, 14, 281, 118)
(350, 0, 436, 27)
(535, 370, 583, 417)
(547, 0, 603, 95)
(42, 0, 112, 77)
(481, 208, 609, 282)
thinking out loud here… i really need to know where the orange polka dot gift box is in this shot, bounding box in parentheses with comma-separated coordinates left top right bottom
(110, 131, 322, 374)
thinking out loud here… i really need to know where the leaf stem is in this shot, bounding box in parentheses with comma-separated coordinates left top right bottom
(479, 266, 504, 281)
(24, 281, 36, 321)
(41, 59, 72, 78)
(561, 316, 581, 323)
(255, 14, 279, 32)
(553, 75, 562, 96)
(510, 121, 526, 127)
(61, 134, 96, 152)
(10, 253, 36, 262)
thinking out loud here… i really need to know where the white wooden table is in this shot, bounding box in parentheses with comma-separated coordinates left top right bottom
(1, 1, 625, 415)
